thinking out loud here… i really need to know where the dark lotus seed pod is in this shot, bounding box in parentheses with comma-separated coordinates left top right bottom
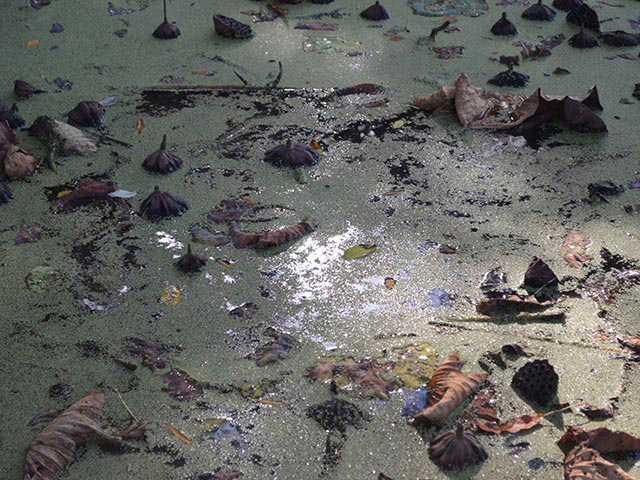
(429, 425, 488, 470)
(569, 28, 599, 48)
(139, 185, 189, 219)
(213, 14, 253, 39)
(633, 83, 640, 100)
(522, 0, 556, 21)
(552, 0, 583, 10)
(523, 257, 558, 289)
(0, 183, 12, 205)
(264, 140, 319, 168)
(566, 3, 600, 32)
(491, 12, 518, 36)
(142, 135, 183, 174)
(67, 101, 105, 128)
(0, 103, 26, 129)
(488, 68, 529, 88)
(14, 80, 45, 99)
(176, 244, 207, 273)
(600, 30, 640, 47)
(360, 1, 390, 20)
(153, 0, 180, 39)
(511, 359, 558, 406)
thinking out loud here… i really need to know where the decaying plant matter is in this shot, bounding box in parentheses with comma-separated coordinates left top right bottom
(414, 352, 487, 425)
(416, 73, 605, 133)
(24, 389, 125, 480)
(229, 219, 316, 249)
(559, 426, 640, 479)
(429, 425, 488, 469)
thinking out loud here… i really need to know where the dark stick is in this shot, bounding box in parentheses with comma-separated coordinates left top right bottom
(430, 21, 450, 39)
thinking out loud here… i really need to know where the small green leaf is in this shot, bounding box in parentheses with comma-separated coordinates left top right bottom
(343, 244, 377, 260)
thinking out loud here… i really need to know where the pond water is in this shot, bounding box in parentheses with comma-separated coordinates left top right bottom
(2, 1, 640, 479)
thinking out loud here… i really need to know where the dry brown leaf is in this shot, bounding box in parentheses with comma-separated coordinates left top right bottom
(414, 352, 487, 425)
(559, 427, 640, 455)
(474, 404, 570, 434)
(476, 294, 555, 316)
(562, 230, 591, 268)
(24, 389, 121, 480)
(167, 424, 192, 445)
(2, 145, 39, 179)
(560, 426, 640, 480)
(416, 73, 601, 130)
(136, 119, 144, 135)
(564, 445, 635, 480)
(617, 337, 640, 354)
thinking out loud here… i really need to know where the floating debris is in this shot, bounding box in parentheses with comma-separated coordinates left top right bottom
(67, 101, 105, 128)
(139, 186, 189, 219)
(408, 0, 488, 17)
(15, 223, 43, 244)
(153, 0, 181, 39)
(523, 257, 559, 290)
(176, 244, 207, 273)
(264, 140, 319, 168)
(491, 12, 518, 35)
(124, 338, 167, 371)
(213, 14, 253, 39)
(142, 135, 183, 174)
(255, 328, 296, 366)
(429, 425, 488, 469)
(360, 2, 390, 21)
(488, 67, 530, 87)
(511, 359, 558, 406)
(29, 116, 98, 156)
(229, 220, 316, 249)
(552, 0, 583, 10)
(569, 28, 599, 48)
(163, 368, 204, 401)
(600, 30, 640, 46)
(1, 145, 39, 180)
(0, 102, 26, 129)
(0, 183, 12, 205)
(14, 79, 45, 98)
(521, 0, 556, 21)
(566, 3, 600, 32)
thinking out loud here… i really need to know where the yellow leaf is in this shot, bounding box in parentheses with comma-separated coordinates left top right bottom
(216, 259, 231, 268)
(343, 244, 377, 260)
(392, 120, 405, 129)
(27, 40, 40, 47)
(161, 286, 183, 306)
(56, 190, 72, 199)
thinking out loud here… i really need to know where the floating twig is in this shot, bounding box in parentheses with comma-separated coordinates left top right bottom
(111, 387, 139, 422)
(269, 61, 283, 88)
(430, 21, 450, 40)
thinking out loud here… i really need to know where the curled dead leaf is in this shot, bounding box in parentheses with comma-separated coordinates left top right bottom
(559, 426, 640, 480)
(476, 293, 555, 316)
(24, 389, 122, 480)
(414, 352, 487, 425)
(2, 145, 39, 179)
(617, 337, 640, 354)
(474, 404, 570, 434)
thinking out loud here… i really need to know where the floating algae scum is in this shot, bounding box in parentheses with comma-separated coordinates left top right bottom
(2, 0, 640, 479)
